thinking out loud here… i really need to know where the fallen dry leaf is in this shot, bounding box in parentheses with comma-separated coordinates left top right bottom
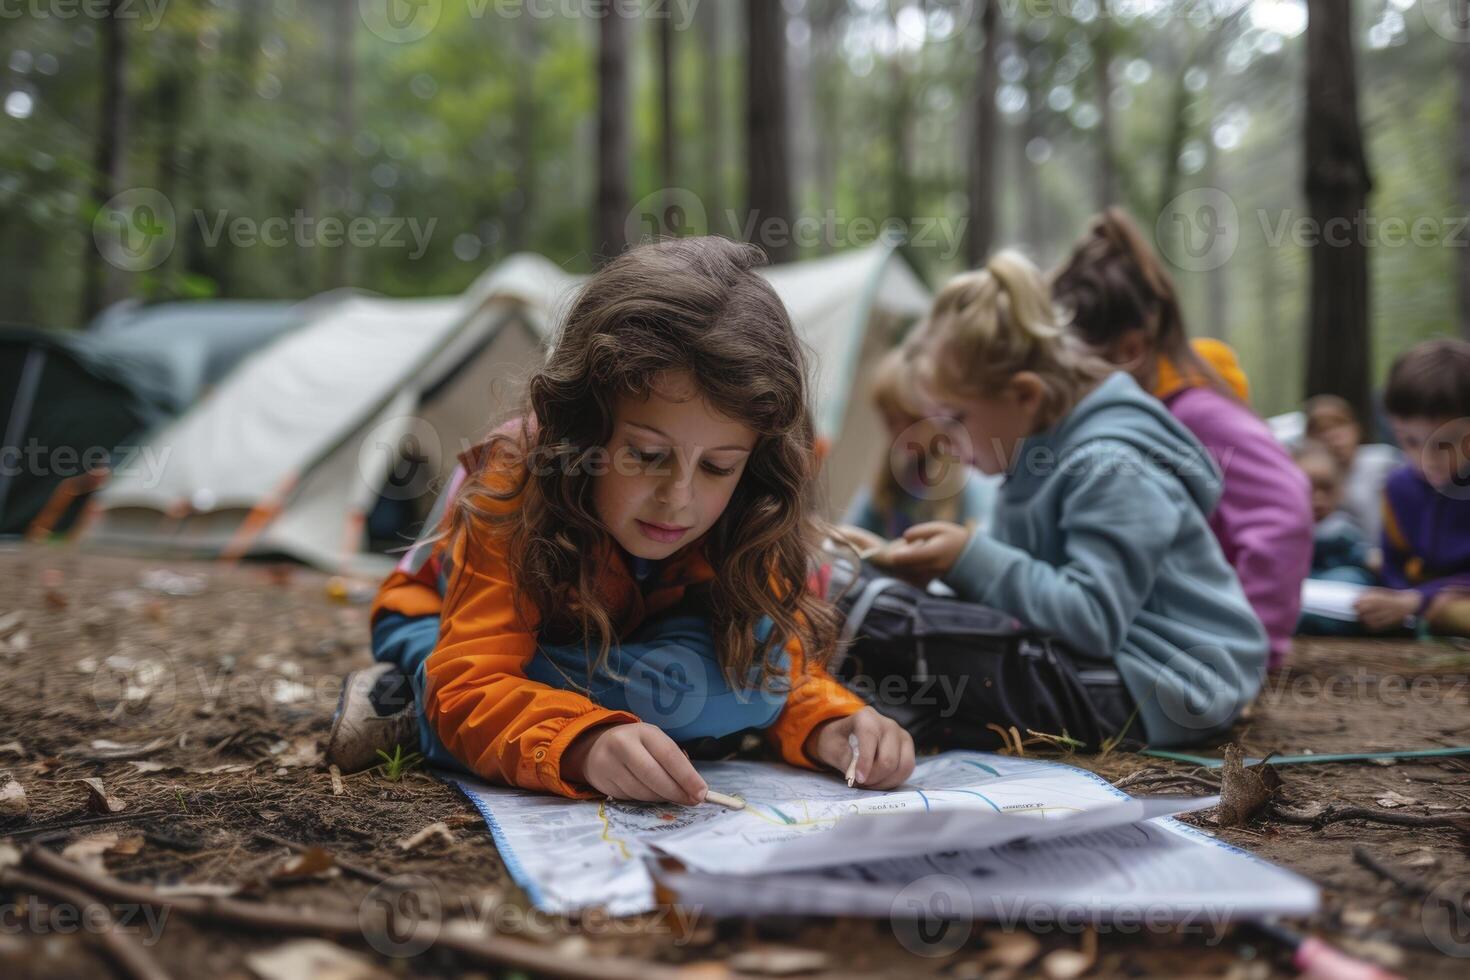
(269, 847, 338, 883)
(245, 938, 387, 980)
(727, 946, 830, 975)
(70, 737, 170, 761)
(328, 764, 345, 797)
(273, 736, 323, 769)
(1215, 744, 1280, 827)
(79, 776, 126, 814)
(0, 771, 27, 819)
(396, 821, 454, 852)
(981, 930, 1042, 969)
(1375, 791, 1417, 809)
(60, 832, 142, 874)
(1042, 948, 1094, 980)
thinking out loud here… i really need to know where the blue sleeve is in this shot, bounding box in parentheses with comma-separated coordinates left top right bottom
(940, 443, 1182, 658)
(371, 612, 442, 676)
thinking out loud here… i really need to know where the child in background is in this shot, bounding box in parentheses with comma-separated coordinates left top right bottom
(838, 346, 998, 551)
(326, 237, 914, 800)
(1051, 208, 1313, 671)
(1303, 394, 1402, 545)
(1293, 440, 1376, 636)
(1355, 339, 1470, 636)
(879, 251, 1267, 748)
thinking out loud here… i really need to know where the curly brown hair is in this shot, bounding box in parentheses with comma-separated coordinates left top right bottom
(448, 236, 840, 691)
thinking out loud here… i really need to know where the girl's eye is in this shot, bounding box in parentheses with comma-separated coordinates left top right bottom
(702, 462, 736, 477)
(631, 447, 669, 466)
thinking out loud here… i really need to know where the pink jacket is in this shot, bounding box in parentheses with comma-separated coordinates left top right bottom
(1164, 385, 1314, 669)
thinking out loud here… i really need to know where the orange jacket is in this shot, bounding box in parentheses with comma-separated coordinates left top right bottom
(372, 439, 864, 799)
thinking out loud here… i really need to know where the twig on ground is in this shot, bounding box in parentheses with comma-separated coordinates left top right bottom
(252, 832, 387, 884)
(1351, 845, 1433, 896)
(6, 810, 180, 840)
(1112, 768, 1222, 793)
(19, 844, 688, 980)
(0, 865, 171, 980)
(1270, 801, 1470, 829)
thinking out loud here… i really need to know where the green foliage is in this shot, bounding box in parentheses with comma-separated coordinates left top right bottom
(0, 0, 1461, 414)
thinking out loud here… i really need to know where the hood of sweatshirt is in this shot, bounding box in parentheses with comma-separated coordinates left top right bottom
(1002, 371, 1224, 516)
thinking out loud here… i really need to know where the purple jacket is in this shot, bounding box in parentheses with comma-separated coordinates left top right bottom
(1381, 465, 1470, 611)
(1165, 386, 1314, 668)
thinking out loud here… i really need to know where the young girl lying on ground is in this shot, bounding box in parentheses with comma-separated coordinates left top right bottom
(878, 251, 1268, 748)
(327, 236, 914, 801)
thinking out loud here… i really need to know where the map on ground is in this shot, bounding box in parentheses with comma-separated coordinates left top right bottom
(452, 751, 1318, 919)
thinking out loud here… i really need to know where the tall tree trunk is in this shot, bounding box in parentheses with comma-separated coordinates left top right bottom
(1202, 130, 1228, 340)
(1459, 0, 1470, 339)
(698, 1, 726, 225)
(327, 0, 356, 287)
(745, 0, 794, 263)
(595, 10, 630, 262)
(151, 29, 187, 298)
(507, 15, 538, 252)
(658, 12, 678, 233)
(1303, 0, 1373, 421)
(1018, 39, 1045, 257)
(1093, 0, 1116, 210)
(966, 0, 1000, 267)
(886, 56, 912, 233)
(82, 0, 128, 321)
(811, 0, 842, 255)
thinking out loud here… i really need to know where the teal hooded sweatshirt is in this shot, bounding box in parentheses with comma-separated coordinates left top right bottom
(940, 371, 1267, 747)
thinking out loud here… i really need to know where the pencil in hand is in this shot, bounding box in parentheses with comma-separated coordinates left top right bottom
(703, 790, 745, 810)
(845, 732, 861, 787)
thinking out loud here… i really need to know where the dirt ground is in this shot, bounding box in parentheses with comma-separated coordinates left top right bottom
(1, 542, 1468, 979)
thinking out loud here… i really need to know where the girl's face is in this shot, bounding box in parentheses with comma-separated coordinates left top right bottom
(592, 369, 758, 560)
(926, 373, 1047, 477)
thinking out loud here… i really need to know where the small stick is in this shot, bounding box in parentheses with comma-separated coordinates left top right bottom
(845, 732, 861, 788)
(703, 790, 744, 810)
(0, 866, 171, 980)
(1352, 845, 1432, 897)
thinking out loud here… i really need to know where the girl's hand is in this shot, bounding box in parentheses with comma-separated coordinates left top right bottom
(804, 707, 915, 790)
(830, 524, 886, 555)
(563, 722, 709, 805)
(1354, 588, 1420, 632)
(880, 521, 973, 585)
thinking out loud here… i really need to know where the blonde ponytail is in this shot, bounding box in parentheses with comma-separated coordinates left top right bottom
(911, 250, 1110, 427)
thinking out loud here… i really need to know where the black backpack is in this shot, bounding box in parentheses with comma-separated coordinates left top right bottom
(823, 557, 1133, 752)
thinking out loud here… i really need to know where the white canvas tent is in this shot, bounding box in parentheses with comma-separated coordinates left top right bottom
(86, 243, 930, 571)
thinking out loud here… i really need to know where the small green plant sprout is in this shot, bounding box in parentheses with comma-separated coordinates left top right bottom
(375, 745, 424, 781)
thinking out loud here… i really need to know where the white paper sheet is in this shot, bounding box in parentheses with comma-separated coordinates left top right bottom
(655, 818, 1321, 922)
(452, 751, 1315, 919)
(1300, 579, 1367, 621)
